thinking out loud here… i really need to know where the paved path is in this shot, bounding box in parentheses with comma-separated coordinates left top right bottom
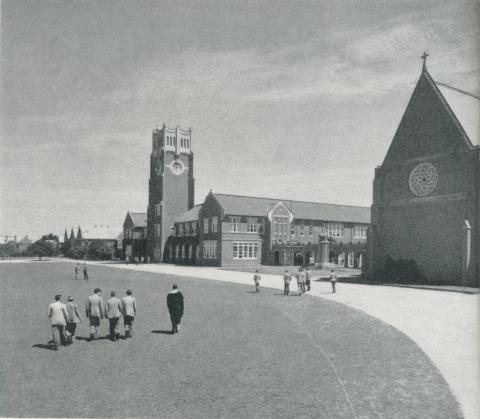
(86, 261, 479, 419)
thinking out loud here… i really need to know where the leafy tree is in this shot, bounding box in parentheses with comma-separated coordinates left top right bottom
(68, 247, 87, 260)
(28, 240, 55, 261)
(0, 242, 16, 259)
(87, 241, 113, 260)
(41, 233, 59, 242)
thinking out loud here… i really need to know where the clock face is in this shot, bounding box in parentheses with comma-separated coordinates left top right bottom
(408, 162, 438, 197)
(169, 159, 185, 175)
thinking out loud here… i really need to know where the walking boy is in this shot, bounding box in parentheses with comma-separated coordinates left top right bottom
(283, 270, 291, 295)
(253, 270, 261, 293)
(330, 270, 337, 293)
(86, 288, 105, 341)
(122, 289, 137, 338)
(48, 294, 68, 350)
(296, 268, 306, 295)
(65, 296, 81, 344)
(305, 267, 311, 291)
(106, 291, 123, 341)
(83, 263, 89, 281)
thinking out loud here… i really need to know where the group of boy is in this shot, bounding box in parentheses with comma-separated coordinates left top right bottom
(86, 288, 137, 341)
(74, 263, 89, 281)
(47, 288, 137, 349)
(284, 267, 337, 294)
(281, 267, 312, 296)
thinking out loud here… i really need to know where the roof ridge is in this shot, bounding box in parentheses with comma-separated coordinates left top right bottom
(212, 192, 369, 209)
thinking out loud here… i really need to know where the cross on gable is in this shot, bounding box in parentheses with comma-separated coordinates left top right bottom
(421, 51, 429, 69)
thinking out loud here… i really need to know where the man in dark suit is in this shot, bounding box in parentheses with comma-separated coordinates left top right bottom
(167, 284, 184, 334)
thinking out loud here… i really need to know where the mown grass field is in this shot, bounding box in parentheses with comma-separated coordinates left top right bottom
(0, 262, 461, 418)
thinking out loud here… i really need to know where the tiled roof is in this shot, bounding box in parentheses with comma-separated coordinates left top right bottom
(81, 225, 122, 240)
(129, 212, 147, 227)
(175, 205, 202, 223)
(212, 193, 370, 224)
(437, 84, 479, 147)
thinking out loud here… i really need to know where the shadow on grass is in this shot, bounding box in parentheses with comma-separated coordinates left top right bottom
(151, 330, 173, 335)
(75, 336, 110, 342)
(32, 343, 56, 350)
(245, 291, 259, 294)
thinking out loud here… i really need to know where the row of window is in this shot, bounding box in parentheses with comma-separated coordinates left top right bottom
(124, 228, 145, 240)
(233, 242, 259, 259)
(168, 218, 367, 239)
(164, 136, 191, 148)
(168, 240, 260, 261)
(272, 223, 367, 239)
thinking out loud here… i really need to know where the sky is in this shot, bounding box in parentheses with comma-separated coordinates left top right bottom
(1, 0, 479, 241)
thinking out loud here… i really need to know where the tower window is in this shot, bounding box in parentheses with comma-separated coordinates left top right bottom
(231, 217, 240, 232)
(154, 203, 161, 217)
(212, 217, 218, 233)
(203, 218, 209, 233)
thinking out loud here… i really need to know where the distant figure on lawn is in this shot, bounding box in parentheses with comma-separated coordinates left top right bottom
(330, 270, 337, 293)
(253, 270, 261, 293)
(167, 284, 184, 334)
(121, 289, 137, 338)
(106, 291, 123, 341)
(283, 270, 291, 295)
(83, 263, 89, 281)
(86, 288, 105, 341)
(296, 267, 306, 295)
(65, 296, 81, 344)
(74, 263, 79, 280)
(48, 294, 68, 350)
(305, 267, 311, 291)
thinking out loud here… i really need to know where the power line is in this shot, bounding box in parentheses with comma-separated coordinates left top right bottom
(436, 82, 480, 101)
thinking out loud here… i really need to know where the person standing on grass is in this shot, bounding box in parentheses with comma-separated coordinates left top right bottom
(86, 288, 105, 341)
(296, 267, 305, 296)
(253, 270, 261, 293)
(167, 284, 184, 334)
(48, 294, 68, 350)
(305, 267, 312, 291)
(283, 270, 291, 295)
(330, 270, 337, 293)
(65, 296, 81, 344)
(122, 289, 137, 338)
(106, 291, 123, 341)
(83, 262, 89, 281)
(74, 263, 79, 280)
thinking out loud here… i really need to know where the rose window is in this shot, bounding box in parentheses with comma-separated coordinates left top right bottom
(408, 163, 438, 197)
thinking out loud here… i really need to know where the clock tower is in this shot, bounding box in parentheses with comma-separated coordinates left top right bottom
(147, 124, 194, 262)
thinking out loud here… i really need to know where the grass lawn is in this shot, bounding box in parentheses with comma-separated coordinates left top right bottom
(0, 262, 461, 418)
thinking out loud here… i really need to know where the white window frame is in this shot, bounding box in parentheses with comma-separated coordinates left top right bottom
(203, 240, 217, 259)
(203, 218, 209, 233)
(154, 203, 161, 217)
(212, 216, 218, 233)
(231, 216, 240, 232)
(154, 224, 161, 238)
(326, 222, 344, 238)
(353, 224, 368, 239)
(233, 242, 259, 260)
(247, 217, 257, 233)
